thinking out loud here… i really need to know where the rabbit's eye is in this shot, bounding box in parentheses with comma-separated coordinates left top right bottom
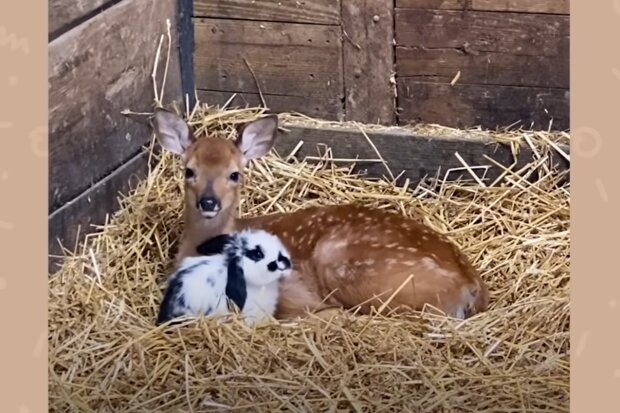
(245, 246, 264, 262)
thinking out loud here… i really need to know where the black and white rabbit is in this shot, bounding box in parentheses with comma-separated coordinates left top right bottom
(156, 228, 293, 326)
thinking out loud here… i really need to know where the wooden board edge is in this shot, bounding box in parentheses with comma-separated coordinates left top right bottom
(177, 0, 196, 110)
(275, 123, 570, 186)
(394, 0, 570, 15)
(48, 0, 119, 40)
(48, 149, 152, 275)
(341, 0, 396, 125)
(192, 0, 342, 25)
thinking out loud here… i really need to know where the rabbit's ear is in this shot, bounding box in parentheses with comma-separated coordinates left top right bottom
(225, 258, 247, 311)
(196, 234, 233, 255)
(156, 276, 183, 326)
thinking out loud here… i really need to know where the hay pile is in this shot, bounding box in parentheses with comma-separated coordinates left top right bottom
(48, 99, 570, 412)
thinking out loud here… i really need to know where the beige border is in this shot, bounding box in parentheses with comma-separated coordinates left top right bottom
(571, 0, 620, 410)
(0, 0, 615, 410)
(0, 0, 48, 411)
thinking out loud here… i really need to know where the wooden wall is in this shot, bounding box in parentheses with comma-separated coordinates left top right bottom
(191, 0, 396, 125)
(190, 0, 569, 130)
(48, 0, 183, 272)
(395, 0, 570, 130)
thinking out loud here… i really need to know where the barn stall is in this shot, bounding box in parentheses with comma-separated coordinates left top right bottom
(48, 0, 570, 411)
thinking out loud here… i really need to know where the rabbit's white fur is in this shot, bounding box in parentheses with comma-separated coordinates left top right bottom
(156, 228, 292, 326)
(234, 229, 293, 325)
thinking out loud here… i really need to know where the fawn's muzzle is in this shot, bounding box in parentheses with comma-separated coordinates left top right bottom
(197, 196, 221, 216)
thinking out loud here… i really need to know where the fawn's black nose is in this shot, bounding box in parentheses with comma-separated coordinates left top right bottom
(197, 196, 220, 212)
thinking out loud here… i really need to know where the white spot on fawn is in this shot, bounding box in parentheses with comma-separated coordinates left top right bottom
(420, 257, 438, 271)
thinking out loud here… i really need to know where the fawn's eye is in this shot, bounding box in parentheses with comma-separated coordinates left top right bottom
(229, 172, 240, 182)
(185, 168, 195, 179)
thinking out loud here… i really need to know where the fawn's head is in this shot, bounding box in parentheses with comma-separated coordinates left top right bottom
(152, 108, 278, 220)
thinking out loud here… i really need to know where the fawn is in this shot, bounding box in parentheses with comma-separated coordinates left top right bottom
(152, 108, 489, 320)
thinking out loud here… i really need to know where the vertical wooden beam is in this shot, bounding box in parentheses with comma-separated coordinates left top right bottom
(341, 0, 395, 125)
(177, 0, 196, 111)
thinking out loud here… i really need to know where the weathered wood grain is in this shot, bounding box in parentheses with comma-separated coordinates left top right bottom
(395, 45, 569, 89)
(275, 124, 569, 188)
(473, 0, 569, 14)
(395, 0, 570, 14)
(197, 90, 338, 120)
(193, 0, 341, 25)
(395, 9, 569, 56)
(341, 0, 395, 125)
(193, 18, 344, 120)
(48, 0, 182, 213)
(178, 0, 196, 109)
(49, 0, 112, 36)
(397, 80, 570, 130)
(48, 150, 151, 274)
(394, 8, 569, 129)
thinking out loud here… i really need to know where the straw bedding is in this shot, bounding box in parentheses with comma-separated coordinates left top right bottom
(48, 99, 570, 412)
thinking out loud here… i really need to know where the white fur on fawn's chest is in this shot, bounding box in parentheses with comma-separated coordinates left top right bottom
(242, 283, 279, 325)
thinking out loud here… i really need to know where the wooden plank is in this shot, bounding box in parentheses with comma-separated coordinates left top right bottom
(341, 0, 396, 125)
(193, 18, 344, 120)
(275, 124, 570, 188)
(48, 150, 151, 274)
(397, 80, 570, 130)
(395, 9, 569, 57)
(193, 0, 341, 25)
(49, 0, 111, 36)
(178, 0, 196, 109)
(197, 90, 339, 120)
(48, 0, 182, 213)
(395, 45, 569, 89)
(473, 0, 569, 14)
(395, 0, 570, 14)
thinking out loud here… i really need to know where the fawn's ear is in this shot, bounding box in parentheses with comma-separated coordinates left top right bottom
(196, 234, 234, 256)
(152, 108, 195, 155)
(236, 114, 278, 165)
